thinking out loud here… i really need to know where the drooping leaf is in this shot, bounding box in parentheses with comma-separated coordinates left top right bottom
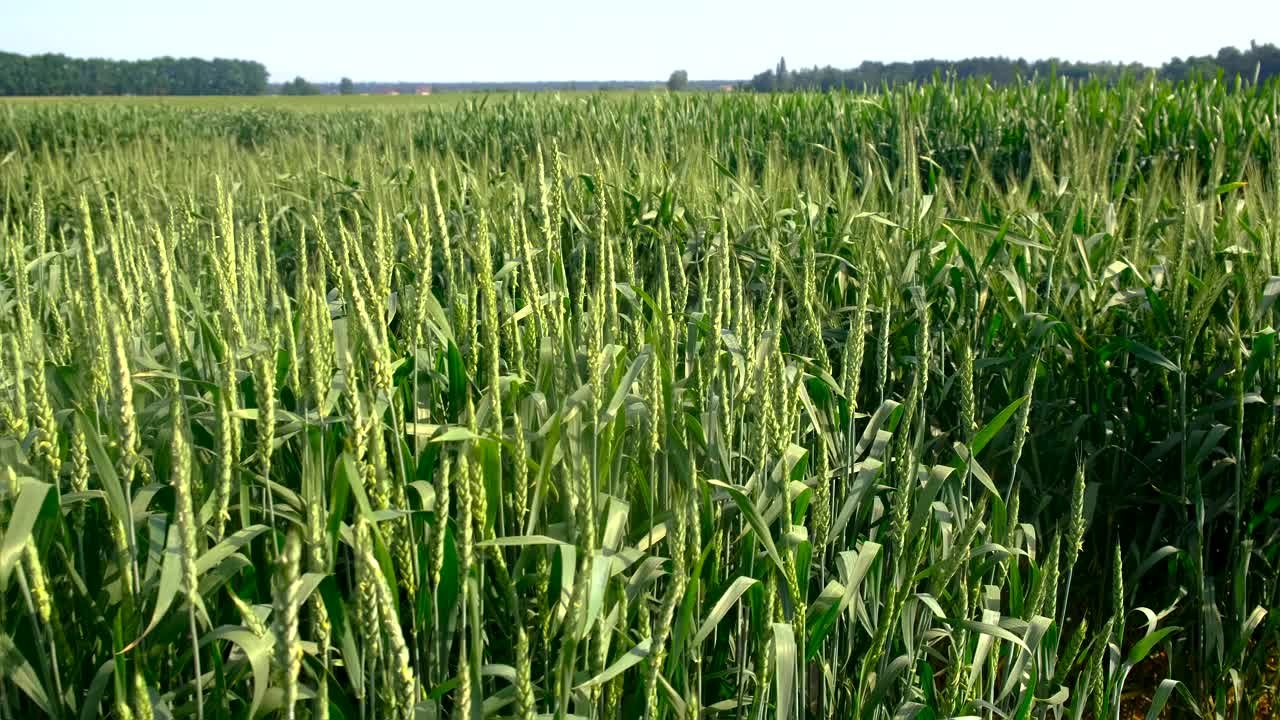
(0, 478, 52, 591)
(574, 638, 651, 690)
(694, 577, 759, 647)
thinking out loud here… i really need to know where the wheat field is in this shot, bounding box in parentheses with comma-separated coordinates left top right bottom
(0, 81, 1278, 720)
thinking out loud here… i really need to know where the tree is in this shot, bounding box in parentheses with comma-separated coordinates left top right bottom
(280, 76, 321, 96)
(339, 77, 355, 95)
(667, 69, 689, 92)
(0, 51, 267, 96)
(740, 42, 1280, 94)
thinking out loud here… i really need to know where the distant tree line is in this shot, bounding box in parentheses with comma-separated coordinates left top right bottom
(279, 76, 321, 96)
(0, 52, 268, 96)
(747, 42, 1280, 91)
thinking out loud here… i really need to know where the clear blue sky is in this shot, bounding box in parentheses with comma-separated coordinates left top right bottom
(4, 0, 1278, 83)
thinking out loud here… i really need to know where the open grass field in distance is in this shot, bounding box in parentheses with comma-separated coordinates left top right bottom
(0, 81, 1278, 720)
(0, 90, 662, 111)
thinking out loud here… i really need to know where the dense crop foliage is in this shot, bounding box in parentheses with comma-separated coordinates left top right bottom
(1, 79, 1278, 720)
